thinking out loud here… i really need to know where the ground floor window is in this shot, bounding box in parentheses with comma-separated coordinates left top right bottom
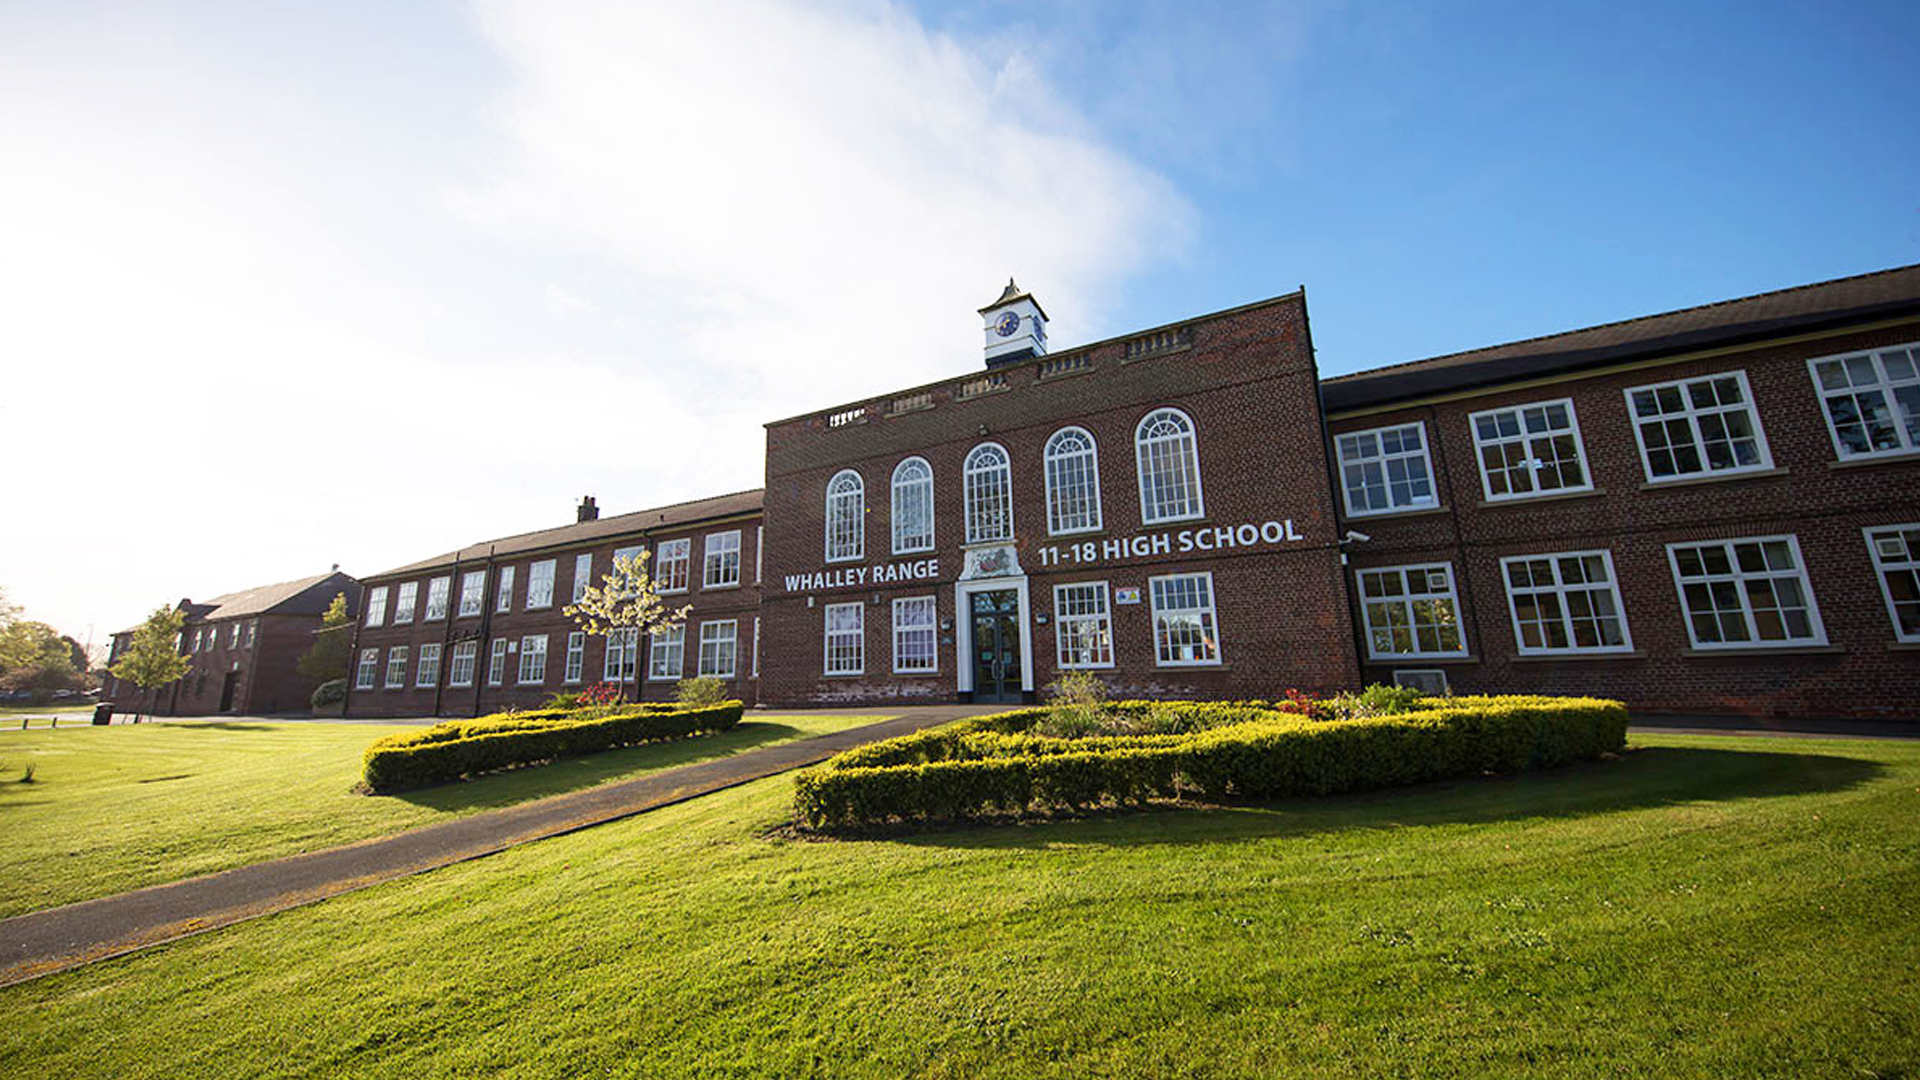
(1054, 582, 1114, 668)
(699, 620, 737, 679)
(416, 642, 442, 688)
(752, 617, 760, 678)
(1499, 551, 1632, 654)
(1359, 563, 1466, 658)
(892, 597, 937, 673)
(1149, 572, 1219, 666)
(385, 646, 409, 689)
(517, 635, 548, 684)
(487, 639, 508, 686)
(564, 631, 586, 683)
(1866, 524, 1920, 642)
(604, 628, 637, 682)
(649, 625, 685, 681)
(355, 648, 378, 690)
(1667, 535, 1825, 648)
(825, 602, 864, 675)
(448, 641, 477, 688)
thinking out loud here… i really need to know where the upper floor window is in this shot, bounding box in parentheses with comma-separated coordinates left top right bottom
(458, 571, 485, 617)
(1044, 427, 1103, 535)
(364, 586, 389, 628)
(496, 565, 516, 612)
(1626, 371, 1772, 482)
(826, 470, 865, 562)
(1358, 563, 1466, 658)
(1500, 550, 1632, 654)
(572, 553, 593, 603)
(656, 539, 690, 593)
(1667, 535, 1824, 649)
(1865, 524, 1920, 643)
(425, 576, 450, 620)
(1136, 408, 1204, 523)
(1809, 344, 1920, 460)
(1337, 423, 1436, 516)
(527, 560, 556, 608)
(1469, 399, 1592, 501)
(963, 443, 1013, 544)
(891, 458, 934, 554)
(392, 581, 418, 624)
(703, 530, 742, 588)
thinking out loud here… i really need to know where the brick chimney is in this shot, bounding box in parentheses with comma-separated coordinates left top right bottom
(577, 495, 599, 523)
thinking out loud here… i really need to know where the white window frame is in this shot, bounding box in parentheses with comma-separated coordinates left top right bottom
(415, 642, 442, 688)
(656, 538, 691, 593)
(1498, 550, 1634, 655)
(496, 565, 516, 613)
(1467, 398, 1594, 502)
(564, 631, 586, 684)
(1625, 370, 1774, 483)
(1336, 422, 1439, 517)
(703, 531, 742, 589)
(1135, 407, 1205, 524)
(1666, 535, 1827, 650)
(825, 469, 865, 563)
(355, 648, 378, 690)
(459, 571, 486, 617)
(1865, 524, 1920, 643)
(752, 616, 760, 678)
(424, 576, 450, 621)
(1148, 571, 1221, 667)
(648, 624, 685, 682)
(891, 596, 938, 674)
(963, 442, 1014, 545)
(392, 581, 418, 624)
(755, 526, 763, 584)
(448, 641, 477, 688)
(517, 634, 548, 684)
(1358, 563, 1469, 659)
(1044, 426, 1104, 536)
(572, 553, 593, 603)
(1053, 581, 1115, 669)
(486, 639, 508, 686)
(1808, 343, 1920, 461)
(364, 586, 389, 628)
(384, 645, 408, 689)
(227, 623, 239, 649)
(824, 602, 865, 676)
(526, 559, 556, 609)
(698, 620, 738, 679)
(890, 457, 935, 555)
(603, 627, 638, 683)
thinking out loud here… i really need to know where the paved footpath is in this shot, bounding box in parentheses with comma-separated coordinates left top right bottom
(0, 706, 994, 988)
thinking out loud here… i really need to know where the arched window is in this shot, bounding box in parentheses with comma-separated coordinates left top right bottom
(963, 443, 1013, 544)
(1043, 427, 1103, 535)
(891, 457, 935, 554)
(825, 469, 864, 562)
(1136, 407, 1204, 523)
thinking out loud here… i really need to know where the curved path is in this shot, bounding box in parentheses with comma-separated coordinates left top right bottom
(0, 707, 993, 988)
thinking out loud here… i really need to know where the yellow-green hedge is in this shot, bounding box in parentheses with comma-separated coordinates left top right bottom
(793, 696, 1626, 829)
(363, 701, 743, 792)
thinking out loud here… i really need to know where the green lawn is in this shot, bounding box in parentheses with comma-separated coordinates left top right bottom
(4, 732, 1917, 1078)
(0, 713, 879, 918)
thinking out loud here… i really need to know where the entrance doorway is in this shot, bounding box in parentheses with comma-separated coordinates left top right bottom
(969, 589, 1024, 703)
(219, 671, 239, 713)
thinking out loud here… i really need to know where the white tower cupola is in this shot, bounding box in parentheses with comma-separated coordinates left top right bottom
(979, 278, 1049, 368)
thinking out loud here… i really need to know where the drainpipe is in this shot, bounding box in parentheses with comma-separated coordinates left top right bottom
(472, 545, 496, 718)
(1304, 287, 1373, 692)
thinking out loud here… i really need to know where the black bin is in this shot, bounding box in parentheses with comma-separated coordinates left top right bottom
(92, 703, 113, 726)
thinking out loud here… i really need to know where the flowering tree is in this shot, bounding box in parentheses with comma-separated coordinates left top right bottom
(563, 548, 690, 704)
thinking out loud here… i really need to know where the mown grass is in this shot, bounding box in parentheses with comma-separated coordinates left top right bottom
(0, 714, 879, 918)
(5, 733, 1917, 1078)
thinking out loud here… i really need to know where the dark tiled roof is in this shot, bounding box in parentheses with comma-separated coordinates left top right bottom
(1323, 263, 1920, 413)
(116, 572, 356, 633)
(369, 489, 765, 581)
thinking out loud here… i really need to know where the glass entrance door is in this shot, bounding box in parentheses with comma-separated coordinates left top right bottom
(970, 589, 1023, 703)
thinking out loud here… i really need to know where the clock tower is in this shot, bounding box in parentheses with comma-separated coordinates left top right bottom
(979, 278, 1049, 368)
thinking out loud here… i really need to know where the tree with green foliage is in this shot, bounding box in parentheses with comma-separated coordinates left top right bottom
(0, 620, 84, 698)
(565, 549, 690, 704)
(297, 592, 354, 683)
(110, 606, 192, 722)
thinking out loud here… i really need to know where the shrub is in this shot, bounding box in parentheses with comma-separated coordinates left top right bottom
(676, 677, 727, 706)
(1320, 682, 1426, 720)
(793, 695, 1628, 830)
(543, 690, 585, 710)
(310, 679, 347, 708)
(362, 700, 744, 792)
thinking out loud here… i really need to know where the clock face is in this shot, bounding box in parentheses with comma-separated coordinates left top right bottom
(994, 311, 1021, 337)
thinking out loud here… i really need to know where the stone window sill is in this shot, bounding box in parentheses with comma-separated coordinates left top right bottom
(1508, 649, 1647, 663)
(1829, 450, 1920, 470)
(1344, 504, 1449, 523)
(1679, 644, 1844, 658)
(1364, 654, 1478, 665)
(1478, 487, 1606, 510)
(1637, 466, 1789, 492)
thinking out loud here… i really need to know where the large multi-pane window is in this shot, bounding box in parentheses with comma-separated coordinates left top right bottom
(448, 641, 477, 688)
(416, 643, 442, 688)
(648, 625, 685, 681)
(527, 560, 556, 608)
(1054, 582, 1114, 668)
(517, 635, 548, 684)
(1499, 551, 1632, 654)
(656, 539, 690, 593)
(487, 639, 508, 685)
(824, 602, 864, 675)
(1469, 399, 1592, 501)
(1358, 564, 1466, 658)
(459, 571, 486, 617)
(703, 531, 742, 588)
(1135, 408, 1204, 523)
(425, 576, 450, 620)
(963, 443, 1013, 544)
(1667, 536, 1825, 648)
(572, 553, 593, 603)
(1337, 423, 1437, 516)
(892, 597, 937, 674)
(1865, 524, 1920, 642)
(698, 620, 738, 679)
(826, 470, 865, 562)
(611, 545, 644, 589)
(384, 645, 409, 689)
(1149, 572, 1220, 666)
(1044, 427, 1103, 535)
(603, 628, 638, 682)
(364, 586, 389, 628)
(393, 581, 419, 624)
(1626, 371, 1772, 482)
(752, 616, 760, 678)
(891, 458, 935, 554)
(1808, 343, 1920, 460)
(355, 648, 378, 690)
(564, 631, 586, 683)
(496, 566, 516, 612)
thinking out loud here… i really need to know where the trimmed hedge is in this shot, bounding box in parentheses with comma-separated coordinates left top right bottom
(793, 696, 1627, 829)
(363, 701, 744, 792)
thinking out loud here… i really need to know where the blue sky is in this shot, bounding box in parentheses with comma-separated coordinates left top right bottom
(3, 0, 1915, 643)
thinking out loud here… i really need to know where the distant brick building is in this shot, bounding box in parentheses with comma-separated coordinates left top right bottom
(103, 571, 363, 716)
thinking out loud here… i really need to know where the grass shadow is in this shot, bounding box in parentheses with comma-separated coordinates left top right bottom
(387, 721, 812, 813)
(888, 746, 1887, 851)
(156, 722, 286, 733)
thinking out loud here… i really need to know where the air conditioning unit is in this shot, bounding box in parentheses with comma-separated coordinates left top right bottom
(1392, 668, 1449, 695)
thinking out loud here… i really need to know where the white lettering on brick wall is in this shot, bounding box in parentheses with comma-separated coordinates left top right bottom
(784, 558, 940, 595)
(1036, 519, 1304, 568)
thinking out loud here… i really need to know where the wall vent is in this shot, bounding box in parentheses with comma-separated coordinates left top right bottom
(1392, 668, 1450, 695)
